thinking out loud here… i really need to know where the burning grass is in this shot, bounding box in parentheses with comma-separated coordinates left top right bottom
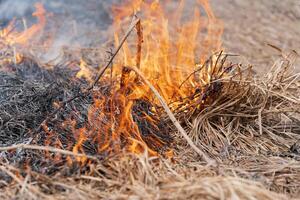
(0, 0, 300, 199)
(0, 49, 299, 200)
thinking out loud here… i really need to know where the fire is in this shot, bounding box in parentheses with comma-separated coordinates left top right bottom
(0, 3, 47, 66)
(0, 3, 46, 46)
(52, 0, 223, 159)
(76, 59, 94, 82)
(73, 0, 222, 155)
(0, 1, 223, 161)
(112, 0, 223, 103)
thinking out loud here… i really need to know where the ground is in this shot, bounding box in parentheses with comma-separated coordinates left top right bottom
(211, 0, 300, 73)
(0, 1, 300, 199)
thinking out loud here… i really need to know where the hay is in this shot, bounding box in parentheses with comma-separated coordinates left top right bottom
(0, 1, 299, 198)
(0, 51, 299, 199)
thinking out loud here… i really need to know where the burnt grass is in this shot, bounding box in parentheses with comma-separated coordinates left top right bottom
(0, 58, 85, 144)
(0, 58, 171, 178)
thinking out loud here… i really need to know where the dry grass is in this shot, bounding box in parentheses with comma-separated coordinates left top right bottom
(0, 51, 299, 200)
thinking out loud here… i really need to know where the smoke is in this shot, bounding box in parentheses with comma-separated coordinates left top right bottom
(0, 0, 36, 21)
(0, 0, 214, 62)
(0, 0, 115, 62)
(0, 0, 112, 26)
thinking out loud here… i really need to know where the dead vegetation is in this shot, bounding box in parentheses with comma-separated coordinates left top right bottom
(0, 47, 299, 199)
(0, 1, 300, 200)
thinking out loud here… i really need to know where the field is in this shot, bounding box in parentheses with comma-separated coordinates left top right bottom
(212, 0, 300, 73)
(0, 1, 299, 199)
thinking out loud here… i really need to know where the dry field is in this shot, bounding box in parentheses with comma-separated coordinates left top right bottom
(212, 0, 300, 73)
(0, 1, 299, 200)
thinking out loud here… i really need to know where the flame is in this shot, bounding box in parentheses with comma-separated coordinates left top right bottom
(76, 59, 94, 82)
(0, 3, 48, 66)
(104, 0, 223, 153)
(0, 3, 46, 46)
(112, 0, 222, 101)
(66, 0, 223, 159)
(0, 1, 223, 161)
(67, 0, 223, 158)
(73, 128, 88, 164)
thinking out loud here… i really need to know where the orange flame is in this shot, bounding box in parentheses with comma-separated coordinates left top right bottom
(112, 0, 223, 103)
(76, 59, 94, 82)
(71, 0, 223, 156)
(66, 0, 224, 158)
(0, 3, 47, 46)
(0, 3, 48, 66)
(0, 1, 224, 160)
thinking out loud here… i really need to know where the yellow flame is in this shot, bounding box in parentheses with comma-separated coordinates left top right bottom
(112, 0, 223, 103)
(0, 3, 46, 46)
(76, 59, 94, 82)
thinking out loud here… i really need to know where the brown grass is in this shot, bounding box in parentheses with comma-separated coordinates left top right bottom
(0, 51, 300, 200)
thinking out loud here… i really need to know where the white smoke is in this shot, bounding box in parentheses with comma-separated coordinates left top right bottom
(0, 0, 114, 62)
